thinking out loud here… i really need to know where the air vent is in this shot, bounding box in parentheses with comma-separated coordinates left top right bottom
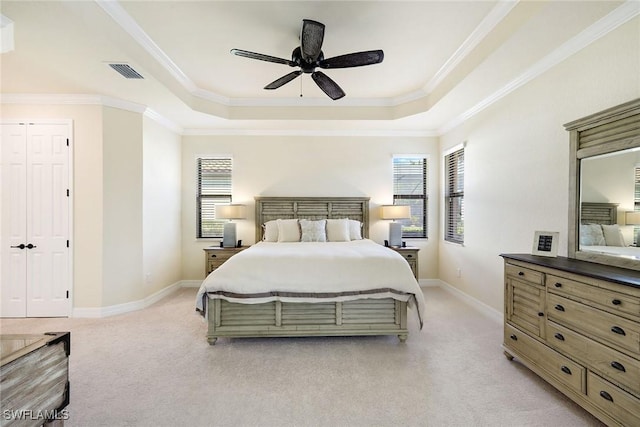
(108, 63, 144, 79)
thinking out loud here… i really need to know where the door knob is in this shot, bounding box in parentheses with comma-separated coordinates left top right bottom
(10, 244, 26, 249)
(26, 243, 36, 249)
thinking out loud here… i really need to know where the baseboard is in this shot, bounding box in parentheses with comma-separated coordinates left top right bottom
(430, 280, 503, 324)
(72, 280, 185, 318)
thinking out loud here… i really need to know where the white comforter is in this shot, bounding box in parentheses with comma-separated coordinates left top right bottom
(195, 239, 425, 328)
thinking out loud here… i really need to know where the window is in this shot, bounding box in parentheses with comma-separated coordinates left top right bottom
(445, 147, 464, 244)
(197, 157, 232, 238)
(393, 157, 427, 238)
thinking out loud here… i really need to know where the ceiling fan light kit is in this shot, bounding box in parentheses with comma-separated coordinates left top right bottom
(231, 19, 384, 100)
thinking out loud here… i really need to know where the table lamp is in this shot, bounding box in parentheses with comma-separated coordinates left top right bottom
(380, 205, 411, 247)
(216, 204, 246, 247)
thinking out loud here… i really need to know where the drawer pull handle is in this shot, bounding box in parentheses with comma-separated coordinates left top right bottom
(611, 361, 626, 372)
(554, 282, 562, 288)
(510, 334, 517, 341)
(611, 299, 622, 306)
(560, 366, 572, 375)
(211, 254, 217, 258)
(406, 255, 413, 258)
(518, 271, 524, 276)
(554, 333, 565, 341)
(538, 312, 544, 317)
(554, 304, 565, 312)
(611, 326, 626, 336)
(599, 391, 614, 402)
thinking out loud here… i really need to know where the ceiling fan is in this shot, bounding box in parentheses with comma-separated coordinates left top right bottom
(231, 19, 384, 100)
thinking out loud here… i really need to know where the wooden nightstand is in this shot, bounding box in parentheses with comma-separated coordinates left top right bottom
(203, 246, 248, 277)
(389, 246, 419, 279)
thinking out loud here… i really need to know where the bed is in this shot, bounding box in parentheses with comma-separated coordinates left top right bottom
(579, 202, 640, 259)
(196, 196, 425, 345)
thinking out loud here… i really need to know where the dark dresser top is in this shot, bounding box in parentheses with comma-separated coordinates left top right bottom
(500, 254, 640, 289)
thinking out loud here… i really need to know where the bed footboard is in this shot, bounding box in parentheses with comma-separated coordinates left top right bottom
(206, 298, 409, 344)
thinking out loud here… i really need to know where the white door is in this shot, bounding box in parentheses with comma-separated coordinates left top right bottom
(1, 122, 71, 317)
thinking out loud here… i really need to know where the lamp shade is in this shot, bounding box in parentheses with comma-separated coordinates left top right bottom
(626, 211, 640, 225)
(380, 205, 411, 220)
(216, 204, 247, 220)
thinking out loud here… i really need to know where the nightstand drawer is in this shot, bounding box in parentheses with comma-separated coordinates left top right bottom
(587, 372, 640, 427)
(505, 324, 585, 393)
(204, 247, 247, 277)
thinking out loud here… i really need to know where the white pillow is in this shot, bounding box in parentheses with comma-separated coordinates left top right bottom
(299, 219, 327, 242)
(602, 224, 626, 247)
(277, 219, 300, 242)
(348, 219, 363, 240)
(580, 224, 605, 246)
(326, 218, 351, 242)
(263, 220, 279, 242)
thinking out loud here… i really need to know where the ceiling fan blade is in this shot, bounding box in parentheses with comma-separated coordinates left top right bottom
(264, 71, 303, 90)
(231, 49, 295, 66)
(319, 50, 384, 69)
(300, 19, 325, 62)
(311, 71, 345, 100)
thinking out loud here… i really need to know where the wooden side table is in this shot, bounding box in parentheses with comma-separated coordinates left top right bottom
(389, 246, 419, 279)
(203, 246, 248, 277)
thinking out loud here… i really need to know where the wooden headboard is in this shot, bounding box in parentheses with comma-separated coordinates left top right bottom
(581, 202, 618, 225)
(254, 196, 370, 242)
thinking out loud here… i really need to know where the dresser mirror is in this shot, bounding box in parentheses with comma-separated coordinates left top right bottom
(566, 98, 640, 271)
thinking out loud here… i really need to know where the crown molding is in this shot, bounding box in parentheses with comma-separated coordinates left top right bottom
(182, 128, 438, 138)
(424, 0, 519, 94)
(438, 0, 640, 135)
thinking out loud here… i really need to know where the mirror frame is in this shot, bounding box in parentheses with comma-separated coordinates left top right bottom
(565, 98, 640, 271)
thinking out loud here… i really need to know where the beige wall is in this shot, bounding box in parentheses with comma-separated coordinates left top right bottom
(102, 107, 144, 305)
(438, 17, 640, 313)
(143, 117, 182, 295)
(181, 135, 440, 280)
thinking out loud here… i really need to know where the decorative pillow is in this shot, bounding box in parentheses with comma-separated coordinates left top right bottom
(277, 219, 301, 242)
(299, 219, 327, 242)
(580, 224, 605, 246)
(263, 220, 279, 242)
(326, 218, 351, 242)
(348, 219, 363, 240)
(602, 224, 626, 247)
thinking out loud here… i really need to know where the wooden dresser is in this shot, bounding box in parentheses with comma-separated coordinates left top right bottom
(501, 254, 640, 426)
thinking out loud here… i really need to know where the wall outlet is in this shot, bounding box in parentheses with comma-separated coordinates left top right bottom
(145, 273, 152, 284)
(456, 268, 462, 278)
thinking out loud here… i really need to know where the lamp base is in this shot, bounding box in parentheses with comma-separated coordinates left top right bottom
(223, 222, 237, 248)
(389, 222, 402, 247)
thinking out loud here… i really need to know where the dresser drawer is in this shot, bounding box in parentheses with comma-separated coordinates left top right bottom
(587, 372, 640, 427)
(548, 293, 640, 355)
(548, 321, 640, 395)
(505, 324, 585, 393)
(506, 264, 544, 286)
(547, 274, 640, 320)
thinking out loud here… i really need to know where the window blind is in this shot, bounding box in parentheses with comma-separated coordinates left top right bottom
(393, 157, 427, 238)
(197, 158, 232, 238)
(445, 148, 464, 244)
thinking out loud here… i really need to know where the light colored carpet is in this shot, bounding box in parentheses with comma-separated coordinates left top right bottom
(0, 286, 603, 427)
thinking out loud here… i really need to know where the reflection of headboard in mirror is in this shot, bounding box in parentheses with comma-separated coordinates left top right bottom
(566, 98, 640, 270)
(581, 202, 618, 225)
(254, 196, 370, 242)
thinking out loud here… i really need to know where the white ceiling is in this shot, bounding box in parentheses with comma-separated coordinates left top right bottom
(0, 1, 637, 134)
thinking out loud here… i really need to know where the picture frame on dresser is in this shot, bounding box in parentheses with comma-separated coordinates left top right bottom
(532, 231, 559, 257)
